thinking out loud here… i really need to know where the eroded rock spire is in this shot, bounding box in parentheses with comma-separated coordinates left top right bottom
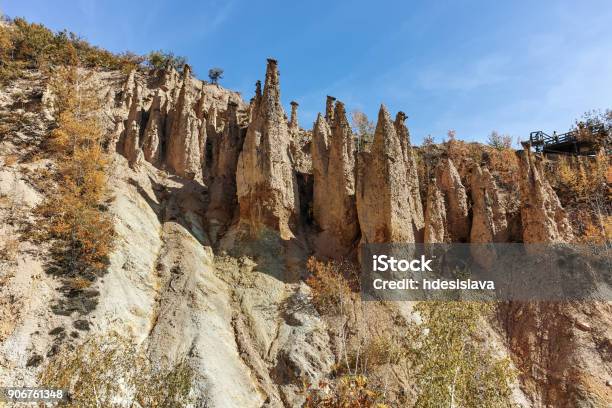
(469, 164, 508, 243)
(289, 101, 299, 131)
(311, 113, 331, 229)
(517, 148, 573, 243)
(356, 105, 414, 244)
(424, 179, 448, 243)
(142, 90, 165, 166)
(235, 59, 299, 238)
(434, 157, 470, 242)
(311, 101, 359, 256)
(165, 66, 204, 180)
(325, 96, 336, 124)
(123, 84, 141, 164)
(394, 111, 424, 241)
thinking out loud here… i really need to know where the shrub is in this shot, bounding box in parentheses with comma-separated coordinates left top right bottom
(407, 302, 516, 407)
(0, 237, 19, 263)
(422, 134, 435, 146)
(39, 333, 194, 407)
(302, 375, 388, 408)
(306, 257, 356, 315)
(487, 131, 513, 150)
(0, 17, 143, 84)
(146, 50, 187, 72)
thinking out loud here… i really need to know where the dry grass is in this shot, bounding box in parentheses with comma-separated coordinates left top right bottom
(306, 257, 356, 315)
(65, 276, 93, 290)
(0, 236, 19, 262)
(302, 374, 387, 408)
(3, 154, 18, 166)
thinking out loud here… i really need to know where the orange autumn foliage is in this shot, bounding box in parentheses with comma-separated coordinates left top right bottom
(37, 65, 114, 274)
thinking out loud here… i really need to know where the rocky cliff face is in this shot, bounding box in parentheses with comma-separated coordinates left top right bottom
(206, 101, 247, 241)
(434, 157, 470, 242)
(517, 148, 574, 243)
(469, 163, 508, 243)
(1, 58, 607, 408)
(235, 59, 299, 239)
(113, 65, 245, 180)
(165, 66, 206, 180)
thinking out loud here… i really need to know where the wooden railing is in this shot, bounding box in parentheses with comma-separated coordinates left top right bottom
(528, 124, 606, 153)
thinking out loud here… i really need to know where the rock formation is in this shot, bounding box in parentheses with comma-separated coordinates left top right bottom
(423, 179, 448, 243)
(311, 113, 331, 229)
(165, 65, 205, 180)
(122, 84, 142, 164)
(1, 49, 609, 408)
(469, 164, 508, 243)
(311, 101, 359, 256)
(517, 148, 573, 243)
(206, 101, 246, 240)
(324, 95, 336, 124)
(289, 101, 299, 132)
(394, 111, 424, 241)
(356, 105, 414, 244)
(235, 59, 299, 238)
(141, 91, 165, 166)
(434, 157, 470, 242)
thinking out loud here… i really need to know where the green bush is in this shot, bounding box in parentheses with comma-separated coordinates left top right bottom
(145, 50, 188, 72)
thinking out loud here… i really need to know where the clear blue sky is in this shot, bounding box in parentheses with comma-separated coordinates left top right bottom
(2, 0, 611, 144)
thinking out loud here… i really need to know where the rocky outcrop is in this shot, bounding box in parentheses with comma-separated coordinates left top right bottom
(356, 105, 414, 244)
(435, 157, 470, 242)
(165, 66, 205, 180)
(517, 148, 573, 243)
(141, 91, 165, 166)
(289, 101, 299, 132)
(469, 164, 508, 243)
(324, 96, 335, 124)
(206, 101, 246, 241)
(235, 59, 299, 238)
(423, 179, 447, 243)
(394, 112, 424, 241)
(311, 101, 359, 256)
(311, 114, 331, 227)
(112, 65, 243, 180)
(122, 85, 142, 164)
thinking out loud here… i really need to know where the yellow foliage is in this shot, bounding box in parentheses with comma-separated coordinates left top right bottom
(36, 65, 114, 276)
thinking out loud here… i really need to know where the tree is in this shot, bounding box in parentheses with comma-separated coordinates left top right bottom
(351, 110, 374, 152)
(487, 131, 512, 150)
(208, 67, 224, 85)
(37, 64, 114, 278)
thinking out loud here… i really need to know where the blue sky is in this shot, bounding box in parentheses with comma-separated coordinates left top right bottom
(2, 0, 611, 144)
